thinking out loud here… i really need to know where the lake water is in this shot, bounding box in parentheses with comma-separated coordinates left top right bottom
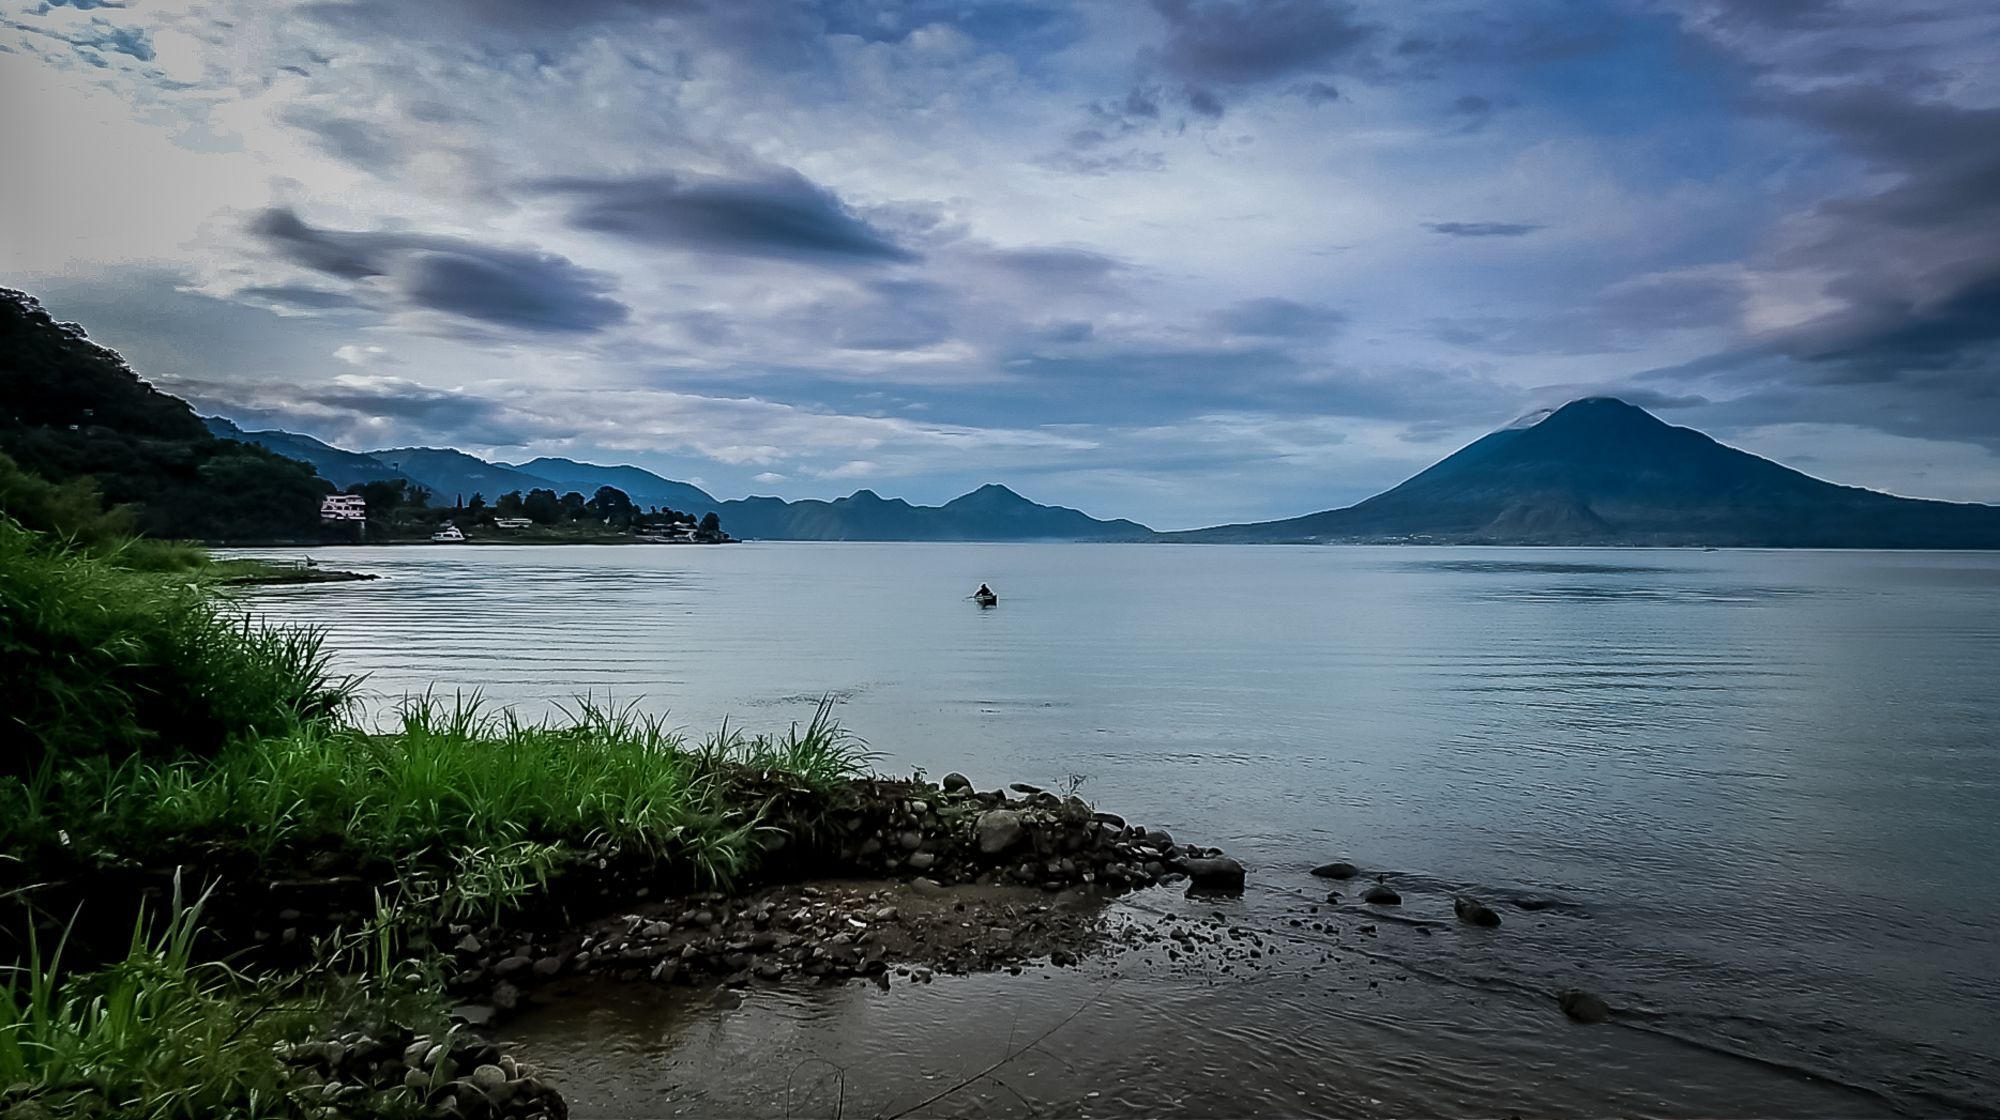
(227, 543, 2000, 1117)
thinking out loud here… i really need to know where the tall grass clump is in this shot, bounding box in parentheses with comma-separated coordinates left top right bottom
(0, 880, 330, 1119)
(0, 516, 354, 779)
(32, 695, 873, 917)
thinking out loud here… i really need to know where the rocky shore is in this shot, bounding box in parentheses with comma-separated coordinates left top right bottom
(3, 774, 1241, 1120)
(440, 775, 1244, 1016)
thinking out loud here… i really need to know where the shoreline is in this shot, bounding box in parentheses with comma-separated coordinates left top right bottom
(3, 770, 1239, 1120)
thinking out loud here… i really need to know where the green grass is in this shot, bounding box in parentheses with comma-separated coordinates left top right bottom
(0, 516, 356, 779)
(9, 696, 872, 920)
(0, 878, 344, 1120)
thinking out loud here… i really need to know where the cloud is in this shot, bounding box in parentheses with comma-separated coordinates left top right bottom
(277, 105, 400, 172)
(1210, 297, 1345, 338)
(534, 169, 917, 266)
(1422, 221, 1545, 238)
(1149, 0, 1376, 87)
(245, 207, 628, 334)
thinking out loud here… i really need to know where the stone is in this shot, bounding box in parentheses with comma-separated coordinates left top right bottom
(1362, 885, 1402, 905)
(531, 956, 563, 977)
(942, 772, 973, 792)
(910, 800, 930, 815)
(909, 877, 946, 896)
(898, 831, 923, 851)
(454, 933, 484, 954)
(1311, 861, 1360, 880)
(1182, 856, 1247, 893)
(1559, 989, 1611, 1023)
(1454, 897, 1502, 927)
(976, 810, 1026, 854)
(907, 850, 937, 871)
(1145, 828, 1175, 849)
(640, 921, 671, 938)
(873, 906, 899, 921)
(1009, 782, 1044, 795)
(489, 982, 521, 1011)
(469, 1065, 508, 1095)
(492, 955, 532, 977)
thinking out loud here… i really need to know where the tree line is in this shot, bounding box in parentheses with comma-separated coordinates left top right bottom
(344, 478, 725, 539)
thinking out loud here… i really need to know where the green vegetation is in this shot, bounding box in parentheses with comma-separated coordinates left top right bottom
(0, 877, 410, 1120)
(1, 289, 330, 543)
(0, 503, 861, 1116)
(0, 517, 354, 780)
(7, 698, 868, 914)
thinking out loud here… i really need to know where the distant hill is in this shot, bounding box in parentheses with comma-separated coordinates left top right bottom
(1172, 397, 2000, 548)
(714, 483, 1156, 541)
(362, 448, 562, 507)
(504, 457, 718, 514)
(0, 288, 327, 541)
(203, 417, 414, 490)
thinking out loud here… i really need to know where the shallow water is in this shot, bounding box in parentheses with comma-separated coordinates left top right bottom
(227, 543, 2000, 1116)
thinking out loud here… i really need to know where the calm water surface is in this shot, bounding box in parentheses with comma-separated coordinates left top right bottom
(227, 543, 2000, 1117)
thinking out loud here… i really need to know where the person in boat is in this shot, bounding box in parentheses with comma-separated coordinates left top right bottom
(974, 583, 995, 600)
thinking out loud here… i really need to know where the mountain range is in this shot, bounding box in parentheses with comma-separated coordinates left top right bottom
(204, 398, 2000, 548)
(202, 417, 1152, 541)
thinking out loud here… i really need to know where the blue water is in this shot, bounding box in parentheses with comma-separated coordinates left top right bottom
(228, 543, 2000, 1116)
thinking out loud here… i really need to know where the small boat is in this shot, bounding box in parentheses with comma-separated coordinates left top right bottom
(431, 523, 466, 543)
(974, 591, 998, 608)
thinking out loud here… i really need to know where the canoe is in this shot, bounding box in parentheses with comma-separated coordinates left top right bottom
(975, 593, 998, 607)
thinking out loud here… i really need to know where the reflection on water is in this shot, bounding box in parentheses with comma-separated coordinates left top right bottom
(225, 544, 2000, 1117)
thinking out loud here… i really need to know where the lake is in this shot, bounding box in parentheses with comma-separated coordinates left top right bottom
(226, 542, 2000, 1117)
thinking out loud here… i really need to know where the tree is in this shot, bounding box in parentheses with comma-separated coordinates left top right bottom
(522, 488, 563, 525)
(494, 490, 525, 518)
(559, 491, 587, 521)
(699, 511, 722, 539)
(586, 485, 636, 527)
(466, 492, 487, 513)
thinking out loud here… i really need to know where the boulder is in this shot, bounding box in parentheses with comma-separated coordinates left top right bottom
(1310, 861, 1359, 880)
(907, 850, 937, 871)
(976, 810, 1026, 854)
(1454, 897, 1501, 927)
(1558, 989, 1611, 1023)
(942, 772, 973, 793)
(1009, 782, 1044, 795)
(1362, 884, 1401, 905)
(1182, 856, 1246, 893)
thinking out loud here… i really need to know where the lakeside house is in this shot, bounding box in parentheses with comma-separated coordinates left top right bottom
(319, 494, 366, 523)
(493, 516, 534, 530)
(431, 523, 465, 543)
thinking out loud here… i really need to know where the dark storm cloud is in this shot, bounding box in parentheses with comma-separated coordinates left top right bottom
(1149, 0, 1376, 87)
(1210, 297, 1345, 338)
(247, 207, 628, 334)
(1745, 87, 2000, 391)
(1423, 221, 1545, 238)
(535, 170, 917, 266)
(398, 250, 628, 334)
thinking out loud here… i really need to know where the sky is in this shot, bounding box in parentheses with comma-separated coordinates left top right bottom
(3, 0, 1997, 529)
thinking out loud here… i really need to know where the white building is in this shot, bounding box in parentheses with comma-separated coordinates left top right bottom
(320, 494, 366, 523)
(493, 516, 534, 530)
